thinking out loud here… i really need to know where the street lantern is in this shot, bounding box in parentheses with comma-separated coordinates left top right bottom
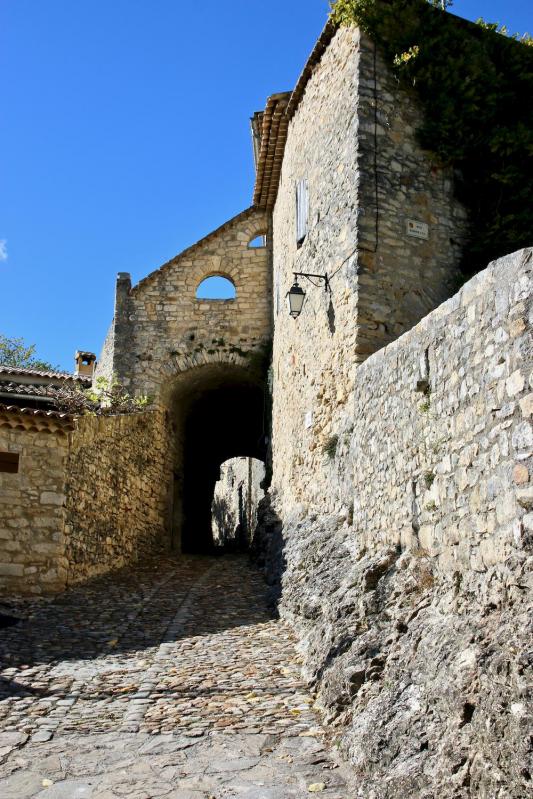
(286, 280, 306, 318)
(286, 272, 330, 319)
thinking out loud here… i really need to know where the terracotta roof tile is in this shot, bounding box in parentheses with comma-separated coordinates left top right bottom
(252, 93, 291, 210)
(0, 382, 64, 398)
(0, 403, 75, 433)
(0, 365, 90, 383)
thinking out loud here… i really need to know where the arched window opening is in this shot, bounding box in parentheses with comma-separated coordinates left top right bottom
(247, 235, 267, 249)
(196, 275, 236, 300)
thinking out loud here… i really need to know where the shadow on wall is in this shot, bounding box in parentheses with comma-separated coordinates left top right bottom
(250, 493, 286, 614)
(211, 495, 247, 552)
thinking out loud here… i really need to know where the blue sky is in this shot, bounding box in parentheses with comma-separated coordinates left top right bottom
(1, 1, 531, 371)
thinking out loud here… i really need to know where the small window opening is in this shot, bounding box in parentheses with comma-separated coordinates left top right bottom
(296, 178, 309, 247)
(196, 276, 236, 300)
(248, 235, 267, 248)
(0, 452, 19, 474)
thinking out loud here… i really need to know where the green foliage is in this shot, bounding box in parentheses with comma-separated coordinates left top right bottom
(55, 375, 152, 416)
(475, 19, 533, 47)
(87, 376, 152, 413)
(0, 334, 59, 372)
(329, 0, 533, 275)
(424, 470, 435, 488)
(323, 434, 339, 459)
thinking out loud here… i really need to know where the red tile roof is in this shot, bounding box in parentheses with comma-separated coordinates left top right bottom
(0, 403, 75, 433)
(252, 22, 337, 211)
(252, 93, 290, 210)
(0, 365, 90, 382)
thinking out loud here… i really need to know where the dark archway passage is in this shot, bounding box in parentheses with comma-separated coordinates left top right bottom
(166, 364, 267, 554)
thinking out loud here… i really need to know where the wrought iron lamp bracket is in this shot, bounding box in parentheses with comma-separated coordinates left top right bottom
(292, 272, 331, 293)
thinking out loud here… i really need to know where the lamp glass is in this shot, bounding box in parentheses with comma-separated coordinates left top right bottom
(287, 282, 306, 318)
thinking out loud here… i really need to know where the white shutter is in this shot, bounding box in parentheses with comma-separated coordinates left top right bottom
(296, 179, 309, 244)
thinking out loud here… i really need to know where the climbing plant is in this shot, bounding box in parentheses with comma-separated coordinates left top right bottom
(329, 0, 533, 275)
(54, 376, 152, 416)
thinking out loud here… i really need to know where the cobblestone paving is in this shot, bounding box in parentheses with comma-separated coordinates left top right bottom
(0, 555, 352, 798)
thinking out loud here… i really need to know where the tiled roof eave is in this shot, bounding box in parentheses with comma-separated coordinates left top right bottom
(252, 93, 291, 210)
(0, 382, 66, 399)
(0, 365, 90, 383)
(0, 404, 76, 434)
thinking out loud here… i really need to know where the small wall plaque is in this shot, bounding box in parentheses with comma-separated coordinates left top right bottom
(304, 411, 313, 429)
(406, 219, 429, 240)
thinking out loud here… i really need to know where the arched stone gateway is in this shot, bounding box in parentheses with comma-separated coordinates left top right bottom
(97, 206, 271, 551)
(164, 362, 267, 553)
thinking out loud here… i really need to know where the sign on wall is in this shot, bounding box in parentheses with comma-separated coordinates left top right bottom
(406, 219, 429, 240)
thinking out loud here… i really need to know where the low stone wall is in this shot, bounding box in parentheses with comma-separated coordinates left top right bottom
(340, 247, 531, 572)
(64, 410, 173, 584)
(266, 248, 532, 797)
(0, 424, 70, 594)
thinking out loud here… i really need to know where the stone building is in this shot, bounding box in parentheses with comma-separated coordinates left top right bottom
(96, 208, 271, 552)
(0, 362, 171, 594)
(0, 8, 531, 794)
(93, 20, 468, 556)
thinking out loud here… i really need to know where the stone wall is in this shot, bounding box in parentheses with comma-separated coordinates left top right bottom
(0, 408, 172, 595)
(96, 322, 115, 384)
(97, 207, 271, 400)
(0, 422, 70, 595)
(95, 206, 272, 552)
(355, 32, 467, 357)
(212, 457, 265, 548)
(271, 26, 467, 515)
(64, 409, 173, 584)
(265, 248, 532, 797)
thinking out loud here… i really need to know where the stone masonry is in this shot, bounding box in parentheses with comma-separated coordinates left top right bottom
(64, 410, 173, 585)
(212, 457, 265, 548)
(0, 416, 71, 594)
(97, 207, 271, 400)
(269, 26, 468, 519)
(0, 9, 531, 797)
(263, 247, 532, 798)
(0, 409, 172, 595)
(271, 26, 466, 370)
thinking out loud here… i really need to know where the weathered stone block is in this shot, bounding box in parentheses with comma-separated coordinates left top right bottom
(0, 563, 24, 576)
(40, 491, 65, 506)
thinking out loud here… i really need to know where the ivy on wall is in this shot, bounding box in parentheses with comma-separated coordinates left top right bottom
(330, 0, 533, 275)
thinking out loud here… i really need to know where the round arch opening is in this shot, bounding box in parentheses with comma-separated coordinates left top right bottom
(164, 363, 268, 554)
(196, 275, 236, 300)
(247, 234, 267, 249)
(211, 457, 265, 552)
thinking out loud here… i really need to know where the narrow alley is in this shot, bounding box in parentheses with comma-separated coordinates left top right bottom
(0, 556, 350, 799)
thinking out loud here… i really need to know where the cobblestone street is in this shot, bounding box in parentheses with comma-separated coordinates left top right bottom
(0, 556, 351, 798)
